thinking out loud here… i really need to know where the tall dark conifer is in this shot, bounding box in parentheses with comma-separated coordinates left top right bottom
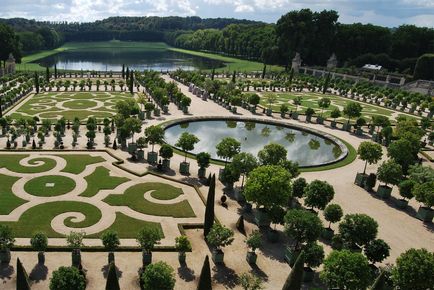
(34, 72, 39, 94)
(262, 64, 267, 79)
(105, 262, 120, 290)
(322, 72, 331, 94)
(196, 255, 212, 290)
(282, 251, 304, 290)
(16, 258, 31, 290)
(126, 67, 130, 81)
(54, 64, 57, 79)
(46, 67, 50, 82)
(121, 64, 125, 79)
(204, 174, 216, 237)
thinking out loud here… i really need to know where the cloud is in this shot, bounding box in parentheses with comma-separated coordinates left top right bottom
(0, 0, 432, 27)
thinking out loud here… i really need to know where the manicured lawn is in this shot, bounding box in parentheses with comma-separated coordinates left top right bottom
(0, 174, 25, 215)
(2, 201, 102, 237)
(11, 92, 131, 121)
(80, 167, 130, 197)
(59, 154, 105, 174)
(104, 183, 195, 218)
(24, 175, 76, 197)
(90, 213, 163, 239)
(0, 155, 57, 173)
(170, 47, 283, 72)
(150, 185, 183, 200)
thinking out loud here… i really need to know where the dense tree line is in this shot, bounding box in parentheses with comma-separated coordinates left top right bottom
(1, 11, 433, 78)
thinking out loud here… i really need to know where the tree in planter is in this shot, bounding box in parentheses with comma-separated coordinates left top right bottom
(123, 117, 142, 144)
(238, 272, 264, 290)
(175, 132, 199, 174)
(141, 261, 176, 290)
(387, 138, 417, 175)
(248, 93, 260, 110)
(66, 231, 84, 267)
(0, 225, 14, 264)
(322, 203, 343, 240)
(257, 143, 287, 166)
(355, 141, 383, 187)
(317, 97, 331, 121)
(364, 239, 390, 265)
(181, 96, 191, 113)
(175, 235, 192, 265)
(265, 93, 277, 114)
(136, 227, 163, 267)
(343, 102, 362, 130)
(159, 144, 174, 171)
(144, 125, 164, 164)
(320, 250, 372, 290)
(267, 205, 286, 242)
(413, 180, 434, 222)
(101, 230, 120, 264)
(206, 223, 234, 264)
(219, 163, 241, 189)
(245, 230, 262, 264)
(304, 107, 315, 122)
(391, 248, 434, 290)
(30, 231, 48, 265)
(280, 104, 289, 118)
(303, 180, 335, 211)
(330, 108, 341, 127)
(244, 165, 292, 227)
(293, 96, 302, 114)
(196, 152, 211, 178)
(50, 266, 86, 290)
(376, 160, 403, 199)
(338, 214, 378, 249)
(231, 152, 258, 189)
(105, 262, 120, 290)
(197, 255, 211, 290)
(216, 137, 241, 166)
(284, 209, 323, 252)
(397, 179, 416, 208)
(303, 242, 325, 282)
(291, 177, 307, 203)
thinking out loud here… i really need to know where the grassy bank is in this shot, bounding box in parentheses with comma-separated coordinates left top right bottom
(17, 41, 283, 73)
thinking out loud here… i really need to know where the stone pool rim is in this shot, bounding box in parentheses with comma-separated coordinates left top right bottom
(162, 116, 349, 168)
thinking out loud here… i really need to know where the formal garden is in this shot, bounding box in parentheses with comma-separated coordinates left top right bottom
(0, 63, 433, 290)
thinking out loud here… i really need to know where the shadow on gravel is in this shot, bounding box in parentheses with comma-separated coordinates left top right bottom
(0, 263, 14, 280)
(101, 264, 123, 279)
(213, 264, 239, 289)
(30, 264, 48, 282)
(178, 266, 195, 282)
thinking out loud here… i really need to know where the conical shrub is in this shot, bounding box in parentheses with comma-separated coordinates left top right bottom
(197, 255, 212, 290)
(16, 258, 31, 290)
(204, 174, 216, 237)
(282, 251, 304, 290)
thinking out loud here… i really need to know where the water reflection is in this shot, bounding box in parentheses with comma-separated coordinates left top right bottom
(164, 120, 342, 166)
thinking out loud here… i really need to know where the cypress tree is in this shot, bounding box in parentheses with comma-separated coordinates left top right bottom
(206, 173, 212, 186)
(370, 269, 386, 290)
(129, 71, 134, 94)
(126, 67, 129, 82)
(203, 174, 216, 237)
(54, 64, 57, 79)
(46, 67, 50, 82)
(262, 64, 267, 79)
(322, 72, 331, 94)
(34, 72, 39, 94)
(197, 255, 212, 290)
(282, 251, 304, 290)
(288, 68, 294, 84)
(16, 258, 31, 290)
(231, 70, 236, 83)
(211, 68, 215, 80)
(121, 64, 125, 79)
(105, 262, 120, 290)
(112, 139, 117, 150)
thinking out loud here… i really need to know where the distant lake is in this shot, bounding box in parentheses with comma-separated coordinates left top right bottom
(33, 47, 225, 71)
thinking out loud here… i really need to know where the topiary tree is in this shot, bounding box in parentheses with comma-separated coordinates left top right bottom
(343, 102, 363, 126)
(206, 223, 234, 263)
(323, 203, 343, 229)
(136, 227, 163, 267)
(30, 231, 48, 265)
(391, 248, 434, 290)
(364, 239, 390, 265)
(216, 137, 241, 166)
(257, 143, 287, 166)
(320, 250, 372, 290)
(387, 138, 417, 175)
(377, 160, 403, 188)
(330, 108, 341, 124)
(357, 141, 383, 175)
(338, 214, 378, 248)
(49, 266, 86, 290)
(413, 181, 434, 214)
(303, 180, 335, 211)
(105, 262, 120, 290)
(291, 177, 307, 199)
(238, 272, 264, 290)
(197, 255, 212, 290)
(175, 132, 200, 163)
(318, 97, 331, 118)
(304, 242, 325, 270)
(231, 152, 258, 188)
(101, 230, 120, 264)
(144, 125, 164, 153)
(398, 179, 416, 201)
(66, 231, 84, 267)
(141, 261, 176, 290)
(284, 209, 323, 251)
(0, 225, 15, 264)
(175, 235, 192, 265)
(196, 152, 211, 178)
(159, 144, 173, 164)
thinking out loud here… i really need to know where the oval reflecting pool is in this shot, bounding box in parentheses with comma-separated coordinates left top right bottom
(164, 119, 346, 167)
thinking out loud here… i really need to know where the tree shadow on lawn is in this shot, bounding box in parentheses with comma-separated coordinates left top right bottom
(213, 264, 239, 289)
(101, 263, 123, 279)
(177, 265, 195, 282)
(30, 264, 48, 282)
(0, 263, 14, 280)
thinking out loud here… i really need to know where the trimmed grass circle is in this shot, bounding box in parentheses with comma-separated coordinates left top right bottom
(63, 99, 98, 109)
(24, 175, 76, 197)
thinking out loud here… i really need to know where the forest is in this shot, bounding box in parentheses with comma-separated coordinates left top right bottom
(0, 10, 433, 78)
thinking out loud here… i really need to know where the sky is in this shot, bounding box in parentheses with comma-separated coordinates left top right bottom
(0, 0, 433, 27)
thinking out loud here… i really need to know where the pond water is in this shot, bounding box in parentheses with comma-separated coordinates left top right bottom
(33, 48, 224, 71)
(164, 120, 344, 167)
